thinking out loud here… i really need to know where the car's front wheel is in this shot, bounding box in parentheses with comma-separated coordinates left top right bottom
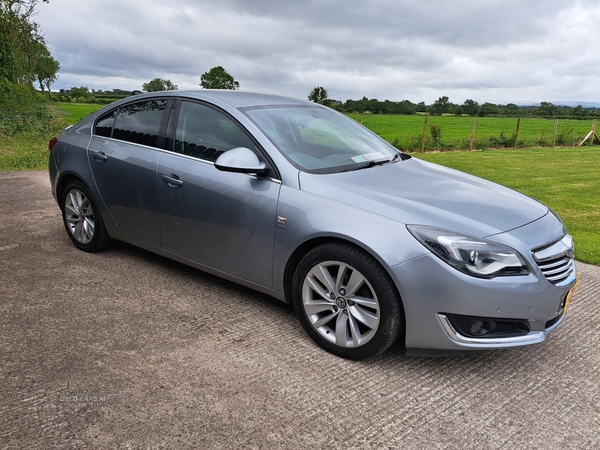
(61, 180, 113, 252)
(292, 243, 404, 360)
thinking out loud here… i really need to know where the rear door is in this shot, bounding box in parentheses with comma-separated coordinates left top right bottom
(88, 99, 170, 247)
(157, 100, 281, 287)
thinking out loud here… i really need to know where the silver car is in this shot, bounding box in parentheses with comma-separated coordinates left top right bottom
(48, 91, 578, 359)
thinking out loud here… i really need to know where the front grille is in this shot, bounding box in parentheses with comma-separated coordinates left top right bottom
(532, 235, 575, 285)
(536, 255, 574, 284)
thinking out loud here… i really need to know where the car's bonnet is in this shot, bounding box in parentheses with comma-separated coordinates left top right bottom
(298, 157, 548, 238)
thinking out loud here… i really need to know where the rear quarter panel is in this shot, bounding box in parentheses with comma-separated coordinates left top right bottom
(50, 121, 118, 235)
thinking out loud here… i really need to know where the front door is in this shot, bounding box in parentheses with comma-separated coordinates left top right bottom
(157, 100, 280, 287)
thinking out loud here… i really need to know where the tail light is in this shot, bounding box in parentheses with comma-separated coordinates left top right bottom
(48, 137, 58, 151)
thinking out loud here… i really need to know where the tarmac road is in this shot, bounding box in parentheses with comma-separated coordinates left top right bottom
(1, 170, 599, 449)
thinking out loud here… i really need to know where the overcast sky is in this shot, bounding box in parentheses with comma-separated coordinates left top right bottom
(36, 0, 600, 105)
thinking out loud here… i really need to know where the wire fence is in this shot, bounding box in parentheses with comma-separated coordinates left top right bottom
(349, 114, 600, 152)
(2, 107, 599, 152)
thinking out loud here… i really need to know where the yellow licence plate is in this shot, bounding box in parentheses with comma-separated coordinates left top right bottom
(563, 274, 581, 312)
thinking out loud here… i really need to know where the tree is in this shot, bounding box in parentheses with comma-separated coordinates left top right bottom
(142, 78, 178, 92)
(573, 104, 585, 117)
(35, 49, 58, 92)
(63, 85, 91, 102)
(1, 1, 49, 20)
(416, 102, 427, 113)
(0, 0, 58, 88)
(478, 102, 500, 117)
(0, 24, 17, 81)
(537, 101, 557, 117)
(506, 103, 519, 115)
(308, 86, 328, 104)
(395, 100, 416, 115)
(430, 96, 457, 115)
(200, 66, 239, 90)
(461, 99, 479, 116)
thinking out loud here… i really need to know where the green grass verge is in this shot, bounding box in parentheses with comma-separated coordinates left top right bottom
(0, 104, 103, 171)
(0, 105, 68, 171)
(417, 148, 600, 265)
(0, 135, 52, 171)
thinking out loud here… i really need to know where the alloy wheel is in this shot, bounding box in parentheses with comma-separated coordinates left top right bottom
(64, 188, 95, 245)
(302, 261, 380, 348)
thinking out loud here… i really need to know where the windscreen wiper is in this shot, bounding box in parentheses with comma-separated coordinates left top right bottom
(343, 153, 404, 172)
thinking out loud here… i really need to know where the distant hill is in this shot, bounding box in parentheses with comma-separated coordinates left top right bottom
(517, 101, 600, 108)
(553, 101, 600, 108)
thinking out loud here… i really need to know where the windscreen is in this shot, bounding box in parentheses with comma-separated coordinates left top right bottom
(244, 105, 397, 173)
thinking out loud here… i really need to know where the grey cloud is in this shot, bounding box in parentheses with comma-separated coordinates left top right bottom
(37, 0, 600, 103)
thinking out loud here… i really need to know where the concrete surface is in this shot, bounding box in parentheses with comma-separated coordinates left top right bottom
(0, 170, 598, 449)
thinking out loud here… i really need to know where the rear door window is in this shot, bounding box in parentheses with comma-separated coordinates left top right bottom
(94, 110, 116, 137)
(94, 100, 168, 148)
(113, 100, 167, 148)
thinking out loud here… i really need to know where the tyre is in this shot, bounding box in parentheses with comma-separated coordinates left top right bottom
(61, 180, 113, 252)
(292, 243, 404, 360)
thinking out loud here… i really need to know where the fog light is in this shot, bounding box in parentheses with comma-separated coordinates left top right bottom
(470, 320, 491, 336)
(445, 314, 530, 338)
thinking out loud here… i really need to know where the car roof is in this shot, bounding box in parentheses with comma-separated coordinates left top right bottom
(126, 90, 312, 109)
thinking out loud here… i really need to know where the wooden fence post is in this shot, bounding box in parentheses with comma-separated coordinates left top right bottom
(469, 117, 477, 151)
(578, 119, 599, 146)
(551, 119, 559, 148)
(513, 117, 521, 148)
(421, 115, 429, 153)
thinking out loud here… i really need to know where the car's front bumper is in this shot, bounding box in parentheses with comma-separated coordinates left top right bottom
(391, 215, 578, 354)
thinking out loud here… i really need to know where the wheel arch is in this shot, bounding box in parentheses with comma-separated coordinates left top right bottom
(56, 173, 118, 241)
(283, 236, 406, 319)
(56, 173, 87, 209)
(56, 172, 111, 221)
(286, 236, 407, 358)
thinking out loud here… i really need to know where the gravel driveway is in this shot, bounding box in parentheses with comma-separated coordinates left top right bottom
(1, 170, 598, 449)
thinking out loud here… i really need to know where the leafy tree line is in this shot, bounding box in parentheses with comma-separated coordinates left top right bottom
(54, 66, 241, 104)
(53, 86, 138, 104)
(141, 67, 240, 91)
(311, 90, 599, 119)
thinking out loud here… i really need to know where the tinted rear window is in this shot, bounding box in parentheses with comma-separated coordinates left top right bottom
(108, 100, 167, 148)
(95, 110, 116, 137)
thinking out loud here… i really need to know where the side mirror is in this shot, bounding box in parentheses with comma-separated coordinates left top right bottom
(214, 147, 268, 175)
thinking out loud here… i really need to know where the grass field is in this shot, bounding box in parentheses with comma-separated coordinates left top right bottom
(349, 114, 595, 150)
(50, 105, 600, 151)
(57, 102, 104, 124)
(417, 148, 600, 265)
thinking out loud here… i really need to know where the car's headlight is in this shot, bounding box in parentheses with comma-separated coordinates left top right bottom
(407, 225, 529, 278)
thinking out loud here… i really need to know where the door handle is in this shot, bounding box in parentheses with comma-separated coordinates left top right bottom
(161, 174, 184, 187)
(92, 151, 108, 161)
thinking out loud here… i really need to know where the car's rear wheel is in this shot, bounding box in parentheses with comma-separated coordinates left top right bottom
(61, 180, 113, 252)
(292, 243, 403, 360)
